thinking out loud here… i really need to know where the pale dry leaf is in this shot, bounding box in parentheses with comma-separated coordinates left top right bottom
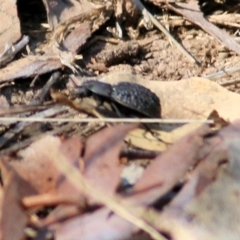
(125, 122, 205, 151)
(126, 128, 166, 151)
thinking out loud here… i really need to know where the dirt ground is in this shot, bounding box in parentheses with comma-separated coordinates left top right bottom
(12, 0, 240, 108)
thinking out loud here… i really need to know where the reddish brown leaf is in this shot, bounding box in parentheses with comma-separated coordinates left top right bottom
(31, 124, 136, 229)
(0, 160, 30, 240)
(8, 135, 82, 195)
(83, 124, 137, 197)
(128, 124, 211, 206)
(61, 22, 91, 53)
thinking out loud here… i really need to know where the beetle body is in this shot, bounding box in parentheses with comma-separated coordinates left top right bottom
(71, 80, 161, 118)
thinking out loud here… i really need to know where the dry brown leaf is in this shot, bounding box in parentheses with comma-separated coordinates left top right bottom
(83, 124, 137, 198)
(8, 123, 135, 206)
(0, 160, 29, 240)
(54, 207, 139, 240)
(28, 124, 138, 229)
(127, 124, 211, 206)
(49, 124, 136, 207)
(8, 135, 82, 195)
(61, 22, 91, 53)
(156, 120, 240, 240)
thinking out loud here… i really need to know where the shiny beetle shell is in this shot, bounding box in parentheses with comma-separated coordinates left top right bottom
(111, 82, 161, 118)
(72, 80, 161, 118)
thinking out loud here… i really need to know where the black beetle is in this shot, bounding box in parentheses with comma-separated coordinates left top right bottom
(71, 80, 161, 118)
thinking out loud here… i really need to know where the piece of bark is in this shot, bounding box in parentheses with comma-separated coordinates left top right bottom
(42, 0, 94, 30)
(0, 23, 91, 82)
(0, 0, 21, 53)
(166, 0, 240, 55)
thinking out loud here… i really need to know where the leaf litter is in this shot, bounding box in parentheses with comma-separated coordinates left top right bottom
(0, 0, 240, 239)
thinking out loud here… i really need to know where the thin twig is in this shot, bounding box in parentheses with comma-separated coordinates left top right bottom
(37, 71, 61, 103)
(220, 79, 240, 87)
(0, 102, 54, 116)
(0, 117, 213, 124)
(132, 0, 200, 65)
(205, 65, 240, 80)
(0, 35, 30, 67)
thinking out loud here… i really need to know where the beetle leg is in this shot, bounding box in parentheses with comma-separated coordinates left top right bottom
(111, 102, 123, 117)
(93, 95, 104, 107)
